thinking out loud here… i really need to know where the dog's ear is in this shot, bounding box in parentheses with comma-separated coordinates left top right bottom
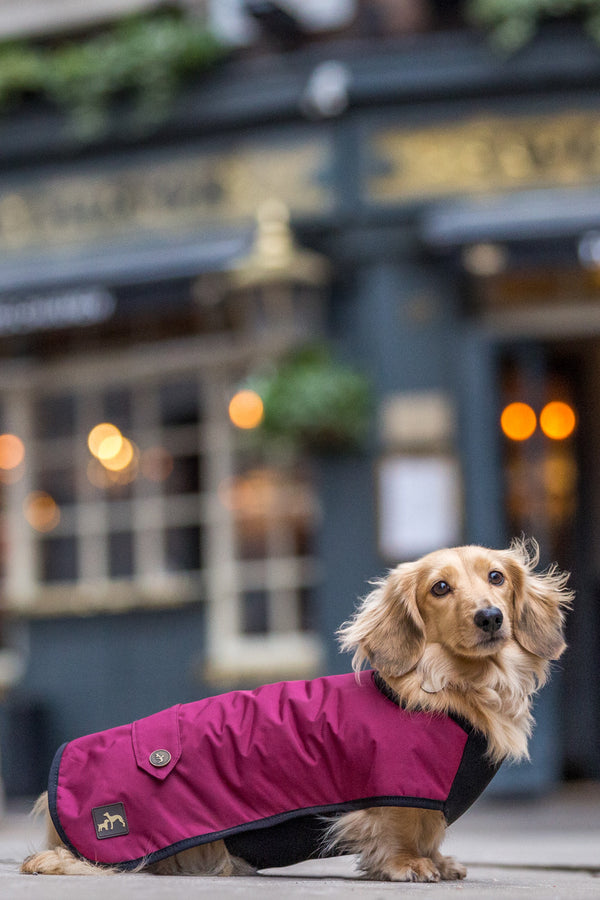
(337, 562, 426, 678)
(505, 538, 573, 660)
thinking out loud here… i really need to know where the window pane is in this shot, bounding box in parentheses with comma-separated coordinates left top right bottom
(109, 532, 134, 578)
(235, 518, 267, 560)
(166, 455, 200, 495)
(242, 590, 269, 635)
(299, 586, 317, 632)
(104, 388, 132, 433)
(160, 380, 199, 427)
(165, 526, 201, 572)
(40, 536, 78, 583)
(38, 468, 76, 505)
(35, 394, 76, 439)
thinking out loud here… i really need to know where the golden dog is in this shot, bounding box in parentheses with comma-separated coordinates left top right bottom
(22, 538, 571, 881)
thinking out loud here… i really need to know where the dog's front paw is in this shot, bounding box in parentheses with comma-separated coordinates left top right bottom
(434, 853, 467, 880)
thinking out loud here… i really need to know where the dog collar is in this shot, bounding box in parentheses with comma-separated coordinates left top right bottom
(373, 670, 440, 704)
(373, 670, 485, 741)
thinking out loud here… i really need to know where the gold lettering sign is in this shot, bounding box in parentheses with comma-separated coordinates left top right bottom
(0, 139, 332, 253)
(369, 112, 600, 201)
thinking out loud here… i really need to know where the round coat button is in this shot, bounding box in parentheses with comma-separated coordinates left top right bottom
(149, 749, 172, 767)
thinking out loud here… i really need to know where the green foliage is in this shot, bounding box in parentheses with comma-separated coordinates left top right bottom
(465, 0, 600, 51)
(0, 11, 225, 139)
(250, 345, 372, 455)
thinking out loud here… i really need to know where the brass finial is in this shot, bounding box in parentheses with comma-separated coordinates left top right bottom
(230, 200, 329, 289)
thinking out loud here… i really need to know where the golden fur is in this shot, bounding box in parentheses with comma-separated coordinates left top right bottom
(22, 538, 571, 882)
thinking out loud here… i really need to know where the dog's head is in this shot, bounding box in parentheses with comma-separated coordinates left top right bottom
(338, 538, 572, 680)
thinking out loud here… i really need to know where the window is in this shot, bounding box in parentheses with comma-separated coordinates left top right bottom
(0, 336, 322, 680)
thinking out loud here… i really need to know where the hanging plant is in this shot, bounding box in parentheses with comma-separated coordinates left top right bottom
(465, 0, 600, 52)
(247, 345, 372, 455)
(0, 9, 226, 139)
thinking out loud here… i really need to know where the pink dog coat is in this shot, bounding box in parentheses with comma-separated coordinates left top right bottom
(48, 671, 500, 870)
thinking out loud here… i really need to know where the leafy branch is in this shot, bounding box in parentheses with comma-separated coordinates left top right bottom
(248, 345, 372, 455)
(465, 0, 600, 52)
(0, 10, 225, 139)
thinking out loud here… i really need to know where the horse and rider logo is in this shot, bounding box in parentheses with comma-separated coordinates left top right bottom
(92, 803, 129, 840)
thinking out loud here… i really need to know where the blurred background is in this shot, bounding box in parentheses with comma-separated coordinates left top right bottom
(0, 0, 597, 803)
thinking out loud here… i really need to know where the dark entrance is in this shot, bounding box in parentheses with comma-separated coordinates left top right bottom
(465, 257, 600, 782)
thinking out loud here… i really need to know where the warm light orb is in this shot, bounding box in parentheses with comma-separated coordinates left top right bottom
(540, 401, 576, 440)
(100, 437, 136, 472)
(500, 402, 537, 441)
(97, 433, 123, 461)
(24, 491, 60, 532)
(88, 423, 122, 458)
(228, 390, 264, 430)
(0, 433, 25, 469)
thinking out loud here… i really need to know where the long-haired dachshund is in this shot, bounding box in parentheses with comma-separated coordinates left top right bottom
(22, 538, 571, 882)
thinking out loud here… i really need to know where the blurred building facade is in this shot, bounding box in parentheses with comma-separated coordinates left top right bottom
(0, 1, 599, 796)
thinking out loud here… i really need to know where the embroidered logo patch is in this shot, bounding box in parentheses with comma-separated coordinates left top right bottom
(92, 803, 129, 840)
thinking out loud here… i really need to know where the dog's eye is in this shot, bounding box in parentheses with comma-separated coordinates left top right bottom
(431, 581, 451, 597)
(489, 570, 505, 586)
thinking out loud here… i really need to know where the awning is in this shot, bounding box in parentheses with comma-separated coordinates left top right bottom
(0, 229, 252, 296)
(420, 186, 600, 249)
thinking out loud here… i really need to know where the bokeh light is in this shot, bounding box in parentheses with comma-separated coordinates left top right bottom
(24, 491, 60, 532)
(100, 436, 136, 472)
(228, 390, 264, 430)
(87, 422, 140, 487)
(500, 402, 537, 441)
(141, 446, 174, 482)
(87, 455, 139, 488)
(540, 401, 576, 440)
(97, 433, 124, 461)
(0, 433, 25, 470)
(88, 423, 122, 458)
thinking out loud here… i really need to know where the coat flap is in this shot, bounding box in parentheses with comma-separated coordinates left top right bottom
(131, 704, 182, 780)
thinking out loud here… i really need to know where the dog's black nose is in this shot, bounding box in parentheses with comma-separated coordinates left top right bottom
(474, 607, 503, 634)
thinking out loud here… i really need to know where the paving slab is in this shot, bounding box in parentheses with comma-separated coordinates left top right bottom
(443, 780, 600, 871)
(1, 859, 599, 899)
(1, 783, 599, 898)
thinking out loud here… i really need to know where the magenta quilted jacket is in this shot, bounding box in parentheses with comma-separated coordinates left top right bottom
(48, 671, 500, 870)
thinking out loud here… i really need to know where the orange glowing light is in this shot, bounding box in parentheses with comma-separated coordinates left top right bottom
(500, 402, 537, 441)
(0, 433, 25, 470)
(97, 433, 124, 461)
(24, 491, 60, 532)
(100, 436, 136, 472)
(540, 401, 576, 440)
(88, 423, 122, 458)
(228, 390, 264, 430)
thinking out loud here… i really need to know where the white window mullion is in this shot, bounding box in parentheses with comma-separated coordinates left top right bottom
(76, 393, 107, 582)
(133, 382, 165, 587)
(266, 496, 300, 633)
(4, 389, 36, 606)
(203, 375, 240, 659)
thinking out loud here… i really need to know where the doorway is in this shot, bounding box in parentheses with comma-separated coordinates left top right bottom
(467, 257, 600, 780)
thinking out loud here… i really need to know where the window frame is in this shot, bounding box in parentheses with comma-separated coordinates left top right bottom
(0, 332, 322, 680)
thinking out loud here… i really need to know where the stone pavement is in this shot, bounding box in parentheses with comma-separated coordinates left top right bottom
(0, 782, 598, 898)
